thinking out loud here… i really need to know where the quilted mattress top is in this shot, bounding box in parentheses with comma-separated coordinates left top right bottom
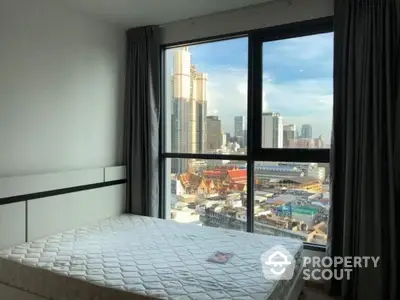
(0, 214, 303, 300)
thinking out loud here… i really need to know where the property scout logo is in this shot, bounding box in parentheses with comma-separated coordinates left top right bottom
(260, 245, 380, 281)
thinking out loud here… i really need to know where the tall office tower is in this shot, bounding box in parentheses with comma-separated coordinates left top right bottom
(171, 47, 208, 173)
(225, 132, 232, 143)
(234, 116, 246, 143)
(301, 124, 313, 139)
(314, 136, 324, 148)
(243, 130, 248, 148)
(290, 138, 315, 148)
(221, 133, 227, 147)
(188, 64, 197, 154)
(283, 124, 296, 148)
(195, 71, 207, 153)
(261, 112, 283, 148)
(171, 47, 191, 173)
(206, 116, 222, 150)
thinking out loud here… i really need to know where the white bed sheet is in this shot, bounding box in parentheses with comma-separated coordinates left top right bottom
(0, 214, 303, 300)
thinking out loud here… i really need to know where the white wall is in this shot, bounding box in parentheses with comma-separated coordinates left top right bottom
(0, 0, 126, 177)
(0, 203, 26, 249)
(0, 166, 126, 248)
(161, 0, 333, 45)
(27, 184, 125, 241)
(0, 0, 126, 248)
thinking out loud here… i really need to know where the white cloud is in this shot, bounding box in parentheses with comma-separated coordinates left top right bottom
(165, 32, 334, 141)
(205, 67, 333, 140)
(265, 79, 333, 139)
(206, 67, 247, 128)
(264, 33, 333, 61)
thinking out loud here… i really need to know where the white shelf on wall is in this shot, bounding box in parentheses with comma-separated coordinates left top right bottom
(104, 166, 126, 182)
(0, 169, 104, 199)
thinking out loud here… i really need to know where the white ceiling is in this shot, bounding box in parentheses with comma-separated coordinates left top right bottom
(56, 0, 273, 28)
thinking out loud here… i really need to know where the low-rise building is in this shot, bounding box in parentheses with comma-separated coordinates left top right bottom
(274, 176, 322, 192)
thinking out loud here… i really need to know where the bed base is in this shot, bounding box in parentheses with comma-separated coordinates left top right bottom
(1, 273, 305, 300)
(286, 266, 305, 300)
(0, 282, 48, 300)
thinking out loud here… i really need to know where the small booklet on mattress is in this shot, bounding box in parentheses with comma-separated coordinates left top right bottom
(207, 251, 234, 264)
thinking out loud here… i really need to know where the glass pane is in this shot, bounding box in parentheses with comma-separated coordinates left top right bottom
(261, 33, 333, 149)
(164, 37, 248, 162)
(165, 158, 247, 232)
(253, 161, 330, 245)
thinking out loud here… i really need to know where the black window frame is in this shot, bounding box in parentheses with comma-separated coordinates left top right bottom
(160, 17, 333, 252)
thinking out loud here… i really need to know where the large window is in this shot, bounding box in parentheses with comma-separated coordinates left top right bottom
(261, 34, 333, 149)
(161, 18, 333, 247)
(164, 38, 248, 156)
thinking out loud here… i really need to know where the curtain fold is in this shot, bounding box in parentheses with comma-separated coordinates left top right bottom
(329, 1, 400, 299)
(124, 26, 160, 217)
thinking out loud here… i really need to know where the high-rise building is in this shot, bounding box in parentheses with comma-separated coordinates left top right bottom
(171, 47, 208, 173)
(307, 164, 326, 182)
(234, 116, 246, 143)
(225, 132, 232, 143)
(195, 72, 207, 153)
(221, 133, 227, 147)
(262, 112, 283, 148)
(289, 138, 315, 148)
(314, 136, 324, 148)
(283, 124, 296, 148)
(301, 124, 313, 139)
(206, 116, 222, 150)
(171, 47, 191, 173)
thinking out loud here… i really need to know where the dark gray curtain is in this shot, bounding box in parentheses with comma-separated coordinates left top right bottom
(124, 26, 160, 217)
(329, 1, 400, 299)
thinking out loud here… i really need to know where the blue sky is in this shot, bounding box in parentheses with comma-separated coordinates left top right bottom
(166, 32, 333, 144)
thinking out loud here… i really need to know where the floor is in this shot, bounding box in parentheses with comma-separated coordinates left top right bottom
(300, 282, 338, 300)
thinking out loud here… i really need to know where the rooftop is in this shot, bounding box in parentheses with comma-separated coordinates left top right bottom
(267, 194, 297, 204)
(278, 176, 320, 184)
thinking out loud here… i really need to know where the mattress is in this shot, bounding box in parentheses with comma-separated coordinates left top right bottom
(0, 214, 303, 300)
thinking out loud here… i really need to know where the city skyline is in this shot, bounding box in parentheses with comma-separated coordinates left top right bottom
(166, 33, 333, 143)
(166, 34, 331, 245)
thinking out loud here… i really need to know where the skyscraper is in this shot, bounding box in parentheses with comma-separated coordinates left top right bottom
(262, 112, 283, 148)
(225, 132, 232, 143)
(234, 116, 246, 146)
(290, 138, 315, 148)
(171, 47, 191, 175)
(221, 133, 227, 147)
(283, 124, 296, 148)
(206, 116, 222, 150)
(171, 47, 208, 173)
(195, 72, 207, 153)
(314, 136, 324, 148)
(301, 124, 313, 139)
